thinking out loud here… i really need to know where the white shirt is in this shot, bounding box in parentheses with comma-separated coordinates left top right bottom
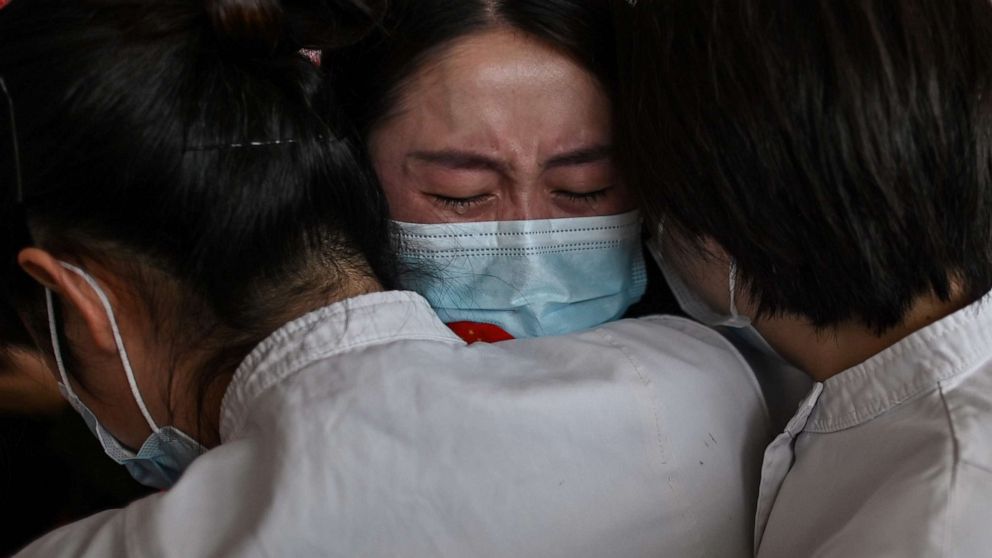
(721, 328, 814, 433)
(18, 291, 769, 558)
(755, 295, 992, 557)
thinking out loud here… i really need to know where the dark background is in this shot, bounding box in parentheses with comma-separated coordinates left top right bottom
(0, 407, 151, 555)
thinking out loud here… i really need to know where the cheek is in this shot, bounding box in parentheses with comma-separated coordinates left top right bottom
(370, 124, 459, 224)
(370, 135, 422, 222)
(593, 198, 635, 218)
(378, 172, 438, 223)
(611, 183, 637, 213)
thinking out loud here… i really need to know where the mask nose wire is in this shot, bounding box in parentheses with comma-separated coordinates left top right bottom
(56, 261, 162, 434)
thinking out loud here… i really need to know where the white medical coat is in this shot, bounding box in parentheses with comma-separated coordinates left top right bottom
(755, 294, 992, 557)
(18, 291, 769, 558)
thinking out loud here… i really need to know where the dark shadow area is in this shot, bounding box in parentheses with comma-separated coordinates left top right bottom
(0, 408, 152, 555)
(625, 245, 682, 319)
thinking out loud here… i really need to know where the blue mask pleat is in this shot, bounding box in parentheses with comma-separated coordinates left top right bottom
(392, 211, 647, 338)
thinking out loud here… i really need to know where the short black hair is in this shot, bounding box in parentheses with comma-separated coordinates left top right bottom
(0, 0, 390, 365)
(614, 0, 992, 331)
(325, 0, 615, 138)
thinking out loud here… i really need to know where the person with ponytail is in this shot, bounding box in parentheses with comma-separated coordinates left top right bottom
(1, 0, 766, 555)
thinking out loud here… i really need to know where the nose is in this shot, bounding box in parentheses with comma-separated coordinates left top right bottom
(496, 183, 554, 221)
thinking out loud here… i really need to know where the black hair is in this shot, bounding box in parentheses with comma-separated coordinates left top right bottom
(325, 0, 616, 138)
(0, 0, 392, 400)
(614, 0, 992, 332)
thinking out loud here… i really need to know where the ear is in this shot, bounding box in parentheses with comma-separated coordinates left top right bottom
(17, 248, 118, 355)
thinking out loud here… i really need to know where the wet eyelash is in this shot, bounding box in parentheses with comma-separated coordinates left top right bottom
(558, 189, 610, 204)
(432, 194, 490, 209)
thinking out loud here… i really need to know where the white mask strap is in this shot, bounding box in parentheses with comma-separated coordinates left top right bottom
(729, 260, 741, 319)
(46, 288, 73, 391)
(53, 262, 161, 433)
(661, 221, 744, 319)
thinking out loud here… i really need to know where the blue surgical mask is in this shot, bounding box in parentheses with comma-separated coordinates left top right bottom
(46, 262, 204, 489)
(392, 210, 647, 338)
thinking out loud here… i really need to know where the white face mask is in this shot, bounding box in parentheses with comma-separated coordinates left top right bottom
(46, 262, 204, 489)
(646, 225, 792, 365)
(646, 223, 751, 328)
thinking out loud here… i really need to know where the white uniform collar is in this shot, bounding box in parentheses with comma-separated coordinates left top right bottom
(806, 293, 992, 433)
(220, 291, 462, 440)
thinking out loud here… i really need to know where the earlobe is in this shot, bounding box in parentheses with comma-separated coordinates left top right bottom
(17, 248, 119, 355)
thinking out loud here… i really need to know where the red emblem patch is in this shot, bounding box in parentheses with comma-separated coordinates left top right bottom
(447, 321, 515, 344)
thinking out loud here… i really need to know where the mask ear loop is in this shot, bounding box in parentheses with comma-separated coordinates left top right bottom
(56, 261, 162, 434)
(728, 260, 741, 319)
(6, 76, 161, 435)
(46, 288, 74, 391)
(663, 220, 744, 319)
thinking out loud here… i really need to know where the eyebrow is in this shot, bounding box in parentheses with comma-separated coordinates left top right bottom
(543, 145, 612, 170)
(407, 144, 613, 175)
(407, 150, 510, 173)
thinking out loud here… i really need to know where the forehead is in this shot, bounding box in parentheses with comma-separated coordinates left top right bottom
(387, 28, 611, 147)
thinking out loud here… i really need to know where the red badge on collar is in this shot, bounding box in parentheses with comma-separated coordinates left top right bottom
(447, 321, 515, 344)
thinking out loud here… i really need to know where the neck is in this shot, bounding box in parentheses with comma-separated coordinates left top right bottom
(754, 292, 971, 382)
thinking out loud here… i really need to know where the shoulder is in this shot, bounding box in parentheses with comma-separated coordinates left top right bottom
(14, 505, 131, 557)
(503, 314, 752, 369)
(566, 316, 764, 403)
(950, 441, 992, 556)
(942, 358, 992, 492)
(948, 366, 992, 555)
(600, 314, 754, 361)
(84, 319, 769, 557)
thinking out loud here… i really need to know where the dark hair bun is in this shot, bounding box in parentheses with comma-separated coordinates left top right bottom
(207, 0, 385, 54)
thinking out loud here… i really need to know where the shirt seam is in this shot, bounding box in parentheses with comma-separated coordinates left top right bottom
(804, 380, 947, 433)
(591, 325, 708, 550)
(593, 327, 667, 462)
(806, 311, 990, 432)
(220, 292, 460, 439)
(234, 292, 439, 379)
(644, 315, 772, 426)
(942, 377, 992, 476)
(939, 382, 958, 558)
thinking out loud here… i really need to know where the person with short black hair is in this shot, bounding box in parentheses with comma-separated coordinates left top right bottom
(614, 0, 992, 556)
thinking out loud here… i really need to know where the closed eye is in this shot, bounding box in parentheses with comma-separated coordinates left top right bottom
(555, 188, 611, 204)
(430, 193, 493, 209)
